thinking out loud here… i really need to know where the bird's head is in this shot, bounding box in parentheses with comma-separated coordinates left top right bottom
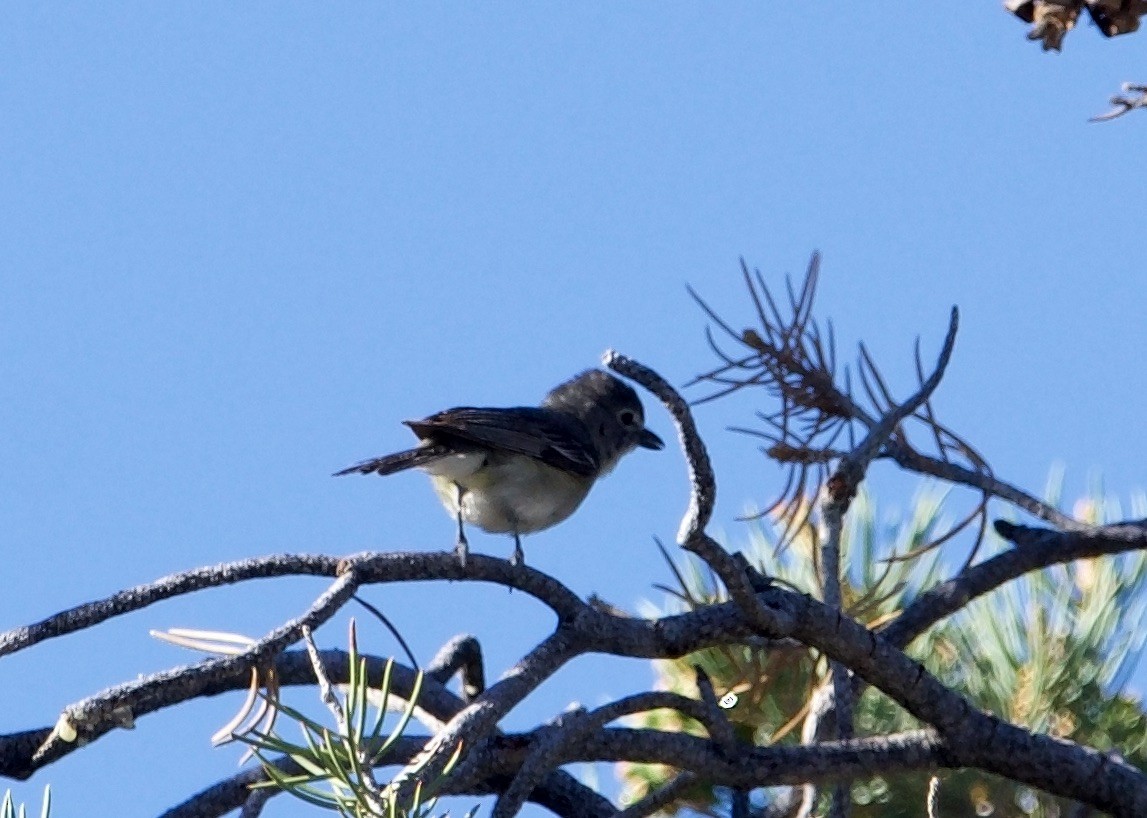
(543, 370, 664, 474)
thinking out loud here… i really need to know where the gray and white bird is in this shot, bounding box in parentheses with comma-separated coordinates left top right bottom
(335, 370, 664, 565)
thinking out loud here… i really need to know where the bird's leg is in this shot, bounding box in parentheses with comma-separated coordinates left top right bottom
(455, 513, 469, 568)
(454, 483, 469, 569)
(511, 532, 524, 567)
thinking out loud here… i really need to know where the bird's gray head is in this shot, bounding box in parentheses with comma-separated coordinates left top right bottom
(542, 370, 664, 474)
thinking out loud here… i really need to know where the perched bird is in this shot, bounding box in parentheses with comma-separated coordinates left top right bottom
(335, 370, 664, 565)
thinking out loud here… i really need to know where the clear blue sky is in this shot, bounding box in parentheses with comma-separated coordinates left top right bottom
(2, 5, 1145, 815)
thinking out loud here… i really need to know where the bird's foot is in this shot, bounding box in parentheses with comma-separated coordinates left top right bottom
(455, 536, 469, 569)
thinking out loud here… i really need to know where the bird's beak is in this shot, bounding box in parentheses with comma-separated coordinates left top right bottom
(637, 428, 665, 450)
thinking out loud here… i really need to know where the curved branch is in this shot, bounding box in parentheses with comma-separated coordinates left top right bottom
(604, 350, 798, 639)
(603, 350, 715, 540)
(1, 647, 465, 779)
(0, 551, 587, 662)
(881, 440, 1077, 529)
(829, 307, 958, 507)
(427, 633, 486, 702)
(881, 518, 1147, 649)
(0, 554, 343, 657)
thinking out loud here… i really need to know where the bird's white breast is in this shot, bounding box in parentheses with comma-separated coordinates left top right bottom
(424, 453, 592, 536)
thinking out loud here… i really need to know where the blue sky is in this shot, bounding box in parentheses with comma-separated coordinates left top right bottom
(2, 5, 1145, 815)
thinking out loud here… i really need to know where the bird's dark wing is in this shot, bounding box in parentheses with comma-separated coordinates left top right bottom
(405, 406, 599, 477)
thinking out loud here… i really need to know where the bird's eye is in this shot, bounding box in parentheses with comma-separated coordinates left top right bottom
(618, 409, 638, 427)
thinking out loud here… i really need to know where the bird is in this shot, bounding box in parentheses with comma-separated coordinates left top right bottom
(335, 369, 664, 565)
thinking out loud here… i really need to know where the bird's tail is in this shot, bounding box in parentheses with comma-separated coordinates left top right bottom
(333, 447, 438, 477)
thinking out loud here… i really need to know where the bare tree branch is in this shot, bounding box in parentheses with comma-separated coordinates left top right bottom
(5, 529, 1145, 814)
(427, 633, 486, 702)
(0, 554, 344, 657)
(881, 518, 1147, 649)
